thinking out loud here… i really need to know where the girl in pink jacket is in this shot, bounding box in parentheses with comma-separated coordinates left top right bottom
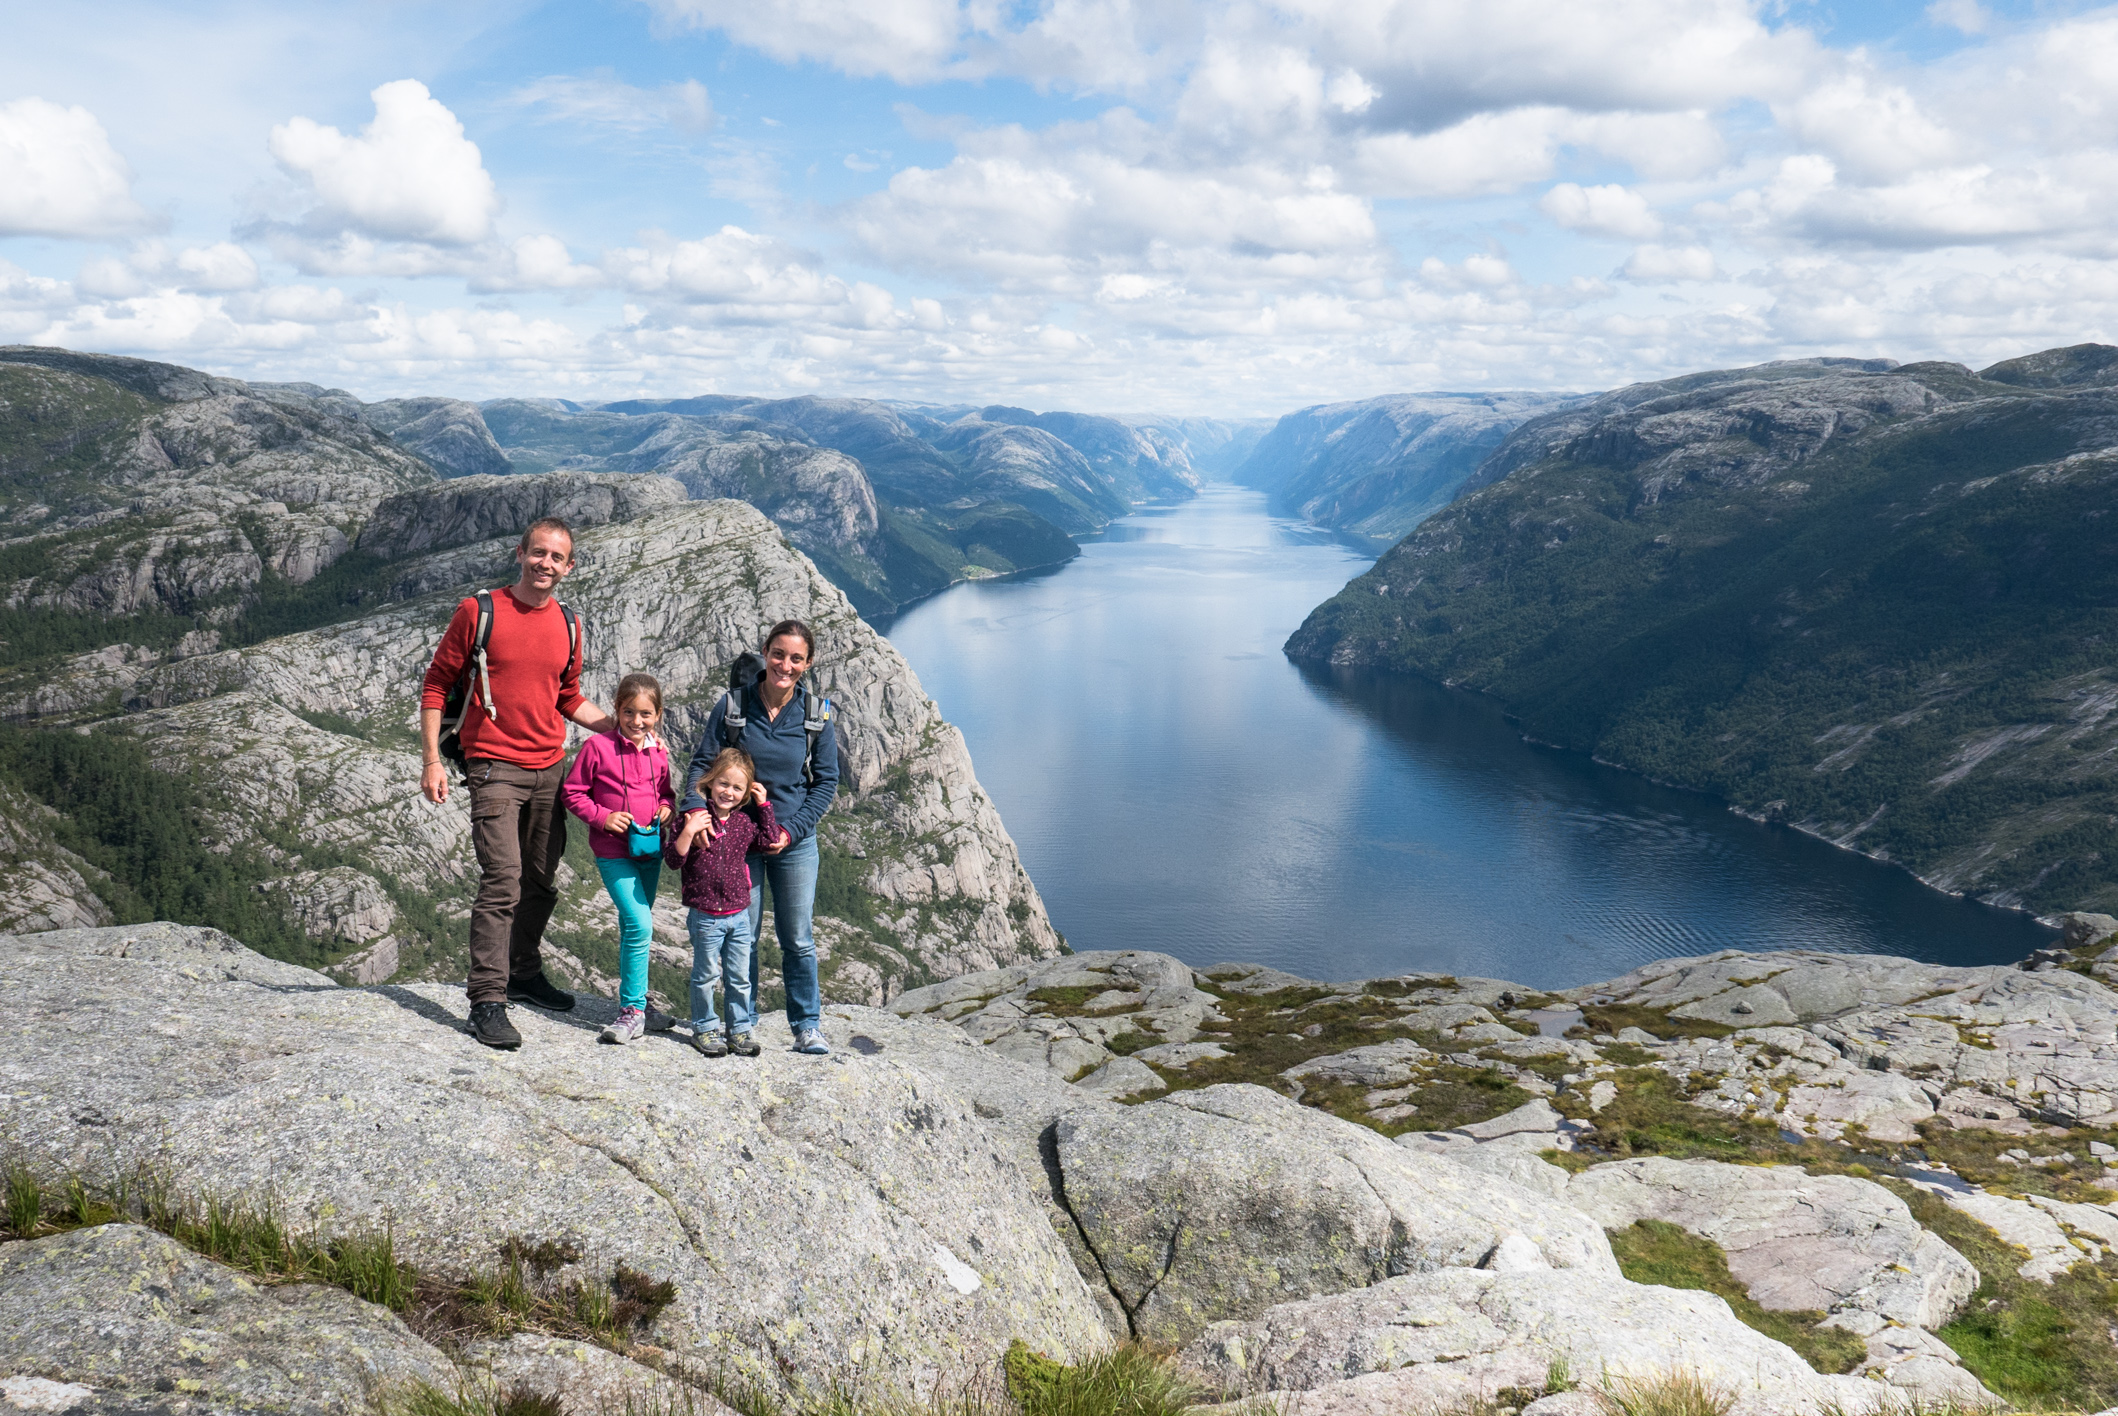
(561, 672, 677, 1044)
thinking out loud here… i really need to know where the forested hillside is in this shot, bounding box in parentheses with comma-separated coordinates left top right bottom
(1289, 346, 2118, 915)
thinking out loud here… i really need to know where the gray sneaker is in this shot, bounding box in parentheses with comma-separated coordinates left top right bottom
(599, 1007, 646, 1045)
(691, 1029, 728, 1058)
(729, 1031, 760, 1057)
(794, 1027, 830, 1056)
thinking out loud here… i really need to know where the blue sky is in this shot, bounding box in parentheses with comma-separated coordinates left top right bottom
(2, 0, 2113, 414)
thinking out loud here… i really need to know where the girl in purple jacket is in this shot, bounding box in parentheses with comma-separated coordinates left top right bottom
(667, 747, 779, 1057)
(560, 672, 677, 1045)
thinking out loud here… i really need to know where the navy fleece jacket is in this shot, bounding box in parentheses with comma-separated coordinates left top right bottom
(680, 683, 839, 846)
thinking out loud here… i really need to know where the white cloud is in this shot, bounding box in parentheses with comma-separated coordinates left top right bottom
(1927, 0, 1989, 36)
(0, 97, 151, 239)
(1624, 243, 1718, 282)
(174, 242, 261, 291)
(472, 235, 605, 293)
(269, 79, 500, 245)
(1541, 182, 1663, 240)
(509, 73, 715, 135)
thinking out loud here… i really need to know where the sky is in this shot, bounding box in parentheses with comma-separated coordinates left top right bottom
(3, 0, 2117, 416)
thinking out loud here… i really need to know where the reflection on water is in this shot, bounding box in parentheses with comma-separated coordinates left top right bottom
(880, 485, 2054, 988)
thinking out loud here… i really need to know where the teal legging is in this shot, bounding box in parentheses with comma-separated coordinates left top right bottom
(594, 855, 661, 1012)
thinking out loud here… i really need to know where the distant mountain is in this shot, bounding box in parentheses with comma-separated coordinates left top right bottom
(1288, 347, 2118, 915)
(1234, 392, 1582, 543)
(511, 393, 1218, 614)
(1123, 415, 1274, 479)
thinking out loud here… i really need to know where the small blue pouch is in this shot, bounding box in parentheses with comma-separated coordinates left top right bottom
(627, 821, 662, 858)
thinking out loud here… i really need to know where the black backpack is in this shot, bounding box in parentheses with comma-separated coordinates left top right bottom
(716, 652, 840, 788)
(437, 590, 582, 774)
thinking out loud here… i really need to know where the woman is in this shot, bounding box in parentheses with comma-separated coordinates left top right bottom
(680, 620, 838, 1055)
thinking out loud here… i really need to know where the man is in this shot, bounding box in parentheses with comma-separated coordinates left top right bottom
(420, 517, 614, 1050)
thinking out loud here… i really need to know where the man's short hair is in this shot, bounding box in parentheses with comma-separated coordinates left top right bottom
(518, 517, 575, 555)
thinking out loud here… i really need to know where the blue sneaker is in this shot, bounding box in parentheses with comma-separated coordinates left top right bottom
(794, 1027, 830, 1055)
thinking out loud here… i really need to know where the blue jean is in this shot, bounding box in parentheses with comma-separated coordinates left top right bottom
(688, 908, 756, 1035)
(747, 834, 820, 1031)
(593, 855, 661, 1012)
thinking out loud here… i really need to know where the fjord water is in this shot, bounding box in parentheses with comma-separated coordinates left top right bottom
(880, 485, 2054, 989)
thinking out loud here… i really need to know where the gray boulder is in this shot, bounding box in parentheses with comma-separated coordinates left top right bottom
(1177, 1267, 1892, 1416)
(0, 1224, 455, 1416)
(1048, 1083, 1614, 1345)
(1568, 1157, 1979, 1329)
(0, 923, 1112, 1396)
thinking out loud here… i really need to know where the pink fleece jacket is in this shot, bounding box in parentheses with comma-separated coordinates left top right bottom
(561, 730, 677, 859)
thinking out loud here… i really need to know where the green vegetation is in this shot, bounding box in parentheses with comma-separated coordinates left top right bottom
(1575, 1003, 1733, 1043)
(2, 1157, 679, 1359)
(1889, 1178, 2118, 1409)
(1290, 360, 2118, 913)
(1588, 1368, 1733, 1416)
(0, 720, 324, 964)
(1002, 1341, 1198, 1416)
(1607, 1219, 1866, 1375)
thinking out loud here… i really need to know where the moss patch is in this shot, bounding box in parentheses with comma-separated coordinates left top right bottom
(1575, 1003, 1735, 1042)
(1608, 1220, 1866, 1375)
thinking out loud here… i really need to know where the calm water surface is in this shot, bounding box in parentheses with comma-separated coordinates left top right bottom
(880, 485, 2055, 989)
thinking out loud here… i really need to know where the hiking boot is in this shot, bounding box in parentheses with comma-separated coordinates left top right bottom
(691, 1029, 728, 1058)
(645, 1008, 677, 1034)
(794, 1027, 830, 1056)
(507, 972, 576, 1012)
(599, 1007, 646, 1045)
(729, 1031, 760, 1057)
(468, 1001, 521, 1051)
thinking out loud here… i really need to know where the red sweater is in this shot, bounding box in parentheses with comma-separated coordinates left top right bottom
(420, 589, 586, 770)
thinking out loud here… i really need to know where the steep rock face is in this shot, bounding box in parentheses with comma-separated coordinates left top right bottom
(1, 495, 1060, 996)
(357, 470, 689, 559)
(1236, 392, 1578, 542)
(931, 417, 1129, 535)
(0, 782, 114, 934)
(1289, 349, 2118, 913)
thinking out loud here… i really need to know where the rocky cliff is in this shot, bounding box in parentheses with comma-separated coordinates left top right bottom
(1289, 346, 2118, 915)
(18, 921, 2118, 1413)
(1234, 391, 1580, 543)
(0, 462, 1061, 1001)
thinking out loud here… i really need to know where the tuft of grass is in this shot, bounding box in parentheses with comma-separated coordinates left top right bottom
(1003, 1341, 1198, 1416)
(1026, 986, 1140, 1018)
(1592, 1369, 1734, 1416)
(1607, 1220, 1866, 1375)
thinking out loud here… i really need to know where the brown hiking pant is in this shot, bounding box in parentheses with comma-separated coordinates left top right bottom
(465, 758, 568, 1004)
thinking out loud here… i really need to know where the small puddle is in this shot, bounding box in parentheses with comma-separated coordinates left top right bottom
(1524, 1008, 1583, 1038)
(850, 1035, 883, 1056)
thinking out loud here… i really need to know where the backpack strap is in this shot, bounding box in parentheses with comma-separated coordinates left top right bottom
(557, 601, 582, 682)
(470, 590, 497, 720)
(802, 686, 829, 788)
(719, 684, 747, 748)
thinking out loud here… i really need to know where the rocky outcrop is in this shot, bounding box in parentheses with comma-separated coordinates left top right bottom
(0, 1224, 457, 1416)
(1176, 1268, 1891, 1416)
(0, 924, 1111, 1398)
(11, 928, 2113, 1411)
(1287, 347, 2118, 915)
(1051, 1083, 1614, 1343)
(1234, 391, 1578, 543)
(0, 783, 114, 934)
(0, 489, 1062, 999)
